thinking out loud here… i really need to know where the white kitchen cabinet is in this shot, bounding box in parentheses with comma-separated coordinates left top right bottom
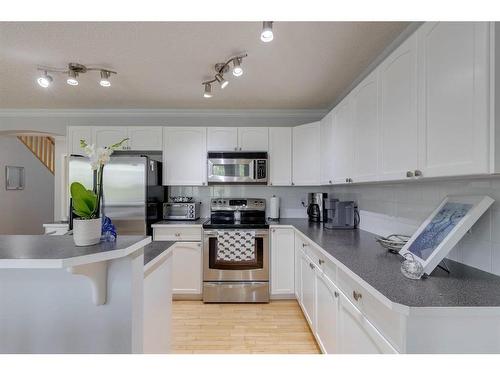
(417, 22, 490, 178)
(92, 127, 129, 150)
(270, 228, 295, 296)
(315, 272, 339, 354)
(320, 109, 335, 185)
(292, 122, 321, 186)
(171, 242, 203, 297)
(128, 127, 163, 151)
(338, 292, 397, 354)
(163, 127, 207, 186)
(67, 126, 92, 155)
(207, 127, 238, 151)
(352, 70, 379, 183)
(299, 250, 316, 327)
(237, 127, 269, 151)
(378, 33, 418, 181)
(269, 127, 292, 186)
(294, 236, 302, 301)
(331, 96, 354, 184)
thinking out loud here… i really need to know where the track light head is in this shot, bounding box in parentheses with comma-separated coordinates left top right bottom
(261, 21, 274, 42)
(215, 74, 228, 89)
(99, 71, 111, 87)
(37, 71, 53, 88)
(67, 70, 79, 86)
(232, 58, 243, 77)
(203, 83, 213, 98)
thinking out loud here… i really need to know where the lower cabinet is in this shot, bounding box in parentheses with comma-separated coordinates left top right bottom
(315, 272, 339, 354)
(299, 250, 316, 327)
(270, 228, 295, 296)
(337, 292, 397, 354)
(171, 242, 203, 297)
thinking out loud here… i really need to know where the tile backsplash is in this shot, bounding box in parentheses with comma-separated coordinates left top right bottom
(331, 177, 500, 276)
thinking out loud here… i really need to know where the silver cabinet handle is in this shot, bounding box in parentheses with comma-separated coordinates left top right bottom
(239, 147, 242, 151)
(272, 228, 276, 233)
(319, 259, 325, 265)
(334, 291, 339, 298)
(406, 171, 414, 178)
(353, 290, 362, 301)
(345, 178, 349, 183)
(291, 182, 295, 186)
(309, 262, 315, 270)
(302, 243, 308, 248)
(414, 170, 422, 177)
(329, 180, 332, 184)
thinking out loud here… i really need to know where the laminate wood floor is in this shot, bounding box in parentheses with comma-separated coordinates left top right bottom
(172, 300, 321, 354)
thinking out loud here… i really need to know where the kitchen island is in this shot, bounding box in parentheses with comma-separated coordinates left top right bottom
(0, 235, 174, 354)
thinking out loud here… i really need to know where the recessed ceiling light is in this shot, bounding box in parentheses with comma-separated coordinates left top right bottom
(203, 83, 213, 98)
(99, 71, 111, 87)
(37, 71, 53, 88)
(67, 70, 79, 86)
(215, 74, 228, 89)
(232, 59, 243, 77)
(261, 21, 274, 43)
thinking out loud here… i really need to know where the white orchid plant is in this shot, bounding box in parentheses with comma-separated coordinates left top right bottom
(75, 138, 129, 218)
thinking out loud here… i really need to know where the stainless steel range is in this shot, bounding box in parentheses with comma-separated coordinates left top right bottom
(202, 198, 269, 303)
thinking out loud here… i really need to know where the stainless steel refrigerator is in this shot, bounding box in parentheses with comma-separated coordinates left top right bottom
(68, 152, 165, 235)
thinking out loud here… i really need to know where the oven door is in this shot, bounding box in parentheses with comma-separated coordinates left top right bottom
(164, 203, 189, 220)
(203, 229, 269, 281)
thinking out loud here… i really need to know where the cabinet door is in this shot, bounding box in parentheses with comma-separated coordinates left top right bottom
(163, 127, 207, 186)
(92, 127, 129, 150)
(320, 110, 335, 185)
(315, 272, 339, 354)
(237, 127, 269, 151)
(128, 127, 163, 151)
(294, 236, 302, 301)
(207, 127, 238, 151)
(270, 228, 295, 295)
(292, 122, 321, 186)
(171, 242, 203, 295)
(338, 293, 397, 354)
(331, 96, 354, 184)
(352, 70, 379, 182)
(67, 126, 92, 155)
(299, 251, 316, 328)
(269, 127, 292, 186)
(417, 22, 490, 178)
(378, 33, 418, 181)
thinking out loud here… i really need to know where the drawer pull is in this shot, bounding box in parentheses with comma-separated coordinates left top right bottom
(318, 259, 325, 265)
(309, 262, 315, 270)
(334, 291, 339, 298)
(302, 243, 309, 248)
(353, 290, 362, 301)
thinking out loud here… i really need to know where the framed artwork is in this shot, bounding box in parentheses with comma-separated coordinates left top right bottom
(399, 195, 494, 275)
(5, 166, 25, 190)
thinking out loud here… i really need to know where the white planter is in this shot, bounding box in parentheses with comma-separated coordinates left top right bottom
(73, 218, 101, 246)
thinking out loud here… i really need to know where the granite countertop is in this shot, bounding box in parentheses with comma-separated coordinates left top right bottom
(0, 235, 151, 269)
(152, 218, 208, 226)
(271, 219, 500, 308)
(143, 241, 176, 265)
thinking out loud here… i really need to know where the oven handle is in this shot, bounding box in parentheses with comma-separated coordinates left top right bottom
(250, 160, 256, 180)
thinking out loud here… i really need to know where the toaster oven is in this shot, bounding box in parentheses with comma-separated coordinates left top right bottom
(163, 202, 201, 220)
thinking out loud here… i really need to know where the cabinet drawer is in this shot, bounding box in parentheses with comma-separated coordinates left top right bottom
(153, 226, 202, 241)
(337, 268, 404, 352)
(304, 242, 337, 282)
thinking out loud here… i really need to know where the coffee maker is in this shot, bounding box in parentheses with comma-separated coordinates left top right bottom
(307, 192, 328, 222)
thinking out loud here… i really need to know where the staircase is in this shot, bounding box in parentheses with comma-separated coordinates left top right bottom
(17, 135, 55, 174)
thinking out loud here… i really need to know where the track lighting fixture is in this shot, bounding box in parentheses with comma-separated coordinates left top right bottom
(201, 53, 247, 98)
(261, 21, 274, 42)
(37, 71, 53, 88)
(203, 83, 213, 98)
(35, 63, 117, 88)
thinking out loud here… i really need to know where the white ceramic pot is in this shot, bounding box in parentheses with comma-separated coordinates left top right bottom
(73, 218, 101, 246)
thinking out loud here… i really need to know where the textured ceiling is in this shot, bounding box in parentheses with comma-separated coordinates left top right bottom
(0, 22, 409, 109)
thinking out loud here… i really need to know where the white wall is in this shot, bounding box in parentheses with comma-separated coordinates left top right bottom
(332, 177, 500, 276)
(0, 136, 54, 234)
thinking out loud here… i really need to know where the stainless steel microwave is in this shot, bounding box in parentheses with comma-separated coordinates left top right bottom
(163, 202, 201, 220)
(207, 152, 268, 185)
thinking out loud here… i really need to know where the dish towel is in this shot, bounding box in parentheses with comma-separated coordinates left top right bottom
(216, 230, 256, 262)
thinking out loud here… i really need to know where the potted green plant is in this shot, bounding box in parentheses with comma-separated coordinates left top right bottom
(70, 138, 128, 246)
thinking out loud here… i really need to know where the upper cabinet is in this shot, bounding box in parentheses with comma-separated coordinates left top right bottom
(92, 127, 130, 150)
(331, 96, 354, 184)
(351, 70, 379, 183)
(207, 127, 238, 151)
(163, 127, 207, 186)
(269, 127, 293, 186)
(292, 122, 321, 186)
(378, 33, 418, 181)
(207, 127, 268, 151)
(127, 127, 163, 151)
(320, 110, 335, 185)
(417, 22, 490, 178)
(67, 126, 92, 155)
